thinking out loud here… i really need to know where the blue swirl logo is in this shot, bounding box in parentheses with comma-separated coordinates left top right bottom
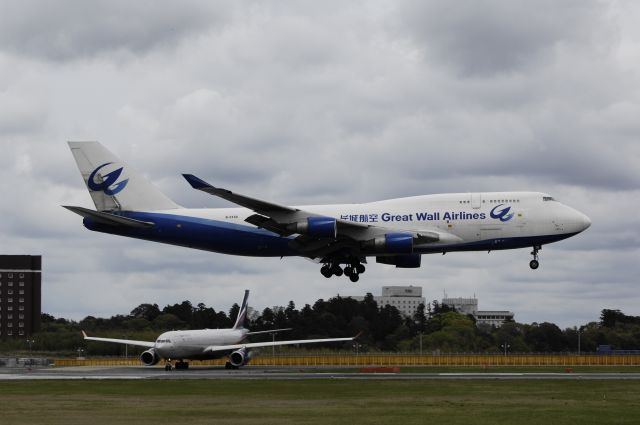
(87, 162, 129, 195)
(490, 204, 514, 222)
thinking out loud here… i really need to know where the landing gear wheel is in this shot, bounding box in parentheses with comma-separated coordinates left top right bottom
(225, 362, 232, 369)
(529, 245, 541, 270)
(175, 361, 189, 370)
(344, 266, 353, 277)
(349, 273, 360, 283)
(321, 265, 332, 278)
(356, 264, 365, 274)
(331, 264, 343, 277)
(164, 364, 172, 371)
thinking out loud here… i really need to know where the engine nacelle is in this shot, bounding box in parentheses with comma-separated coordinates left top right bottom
(229, 348, 253, 367)
(363, 233, 414, 254)
(376, 254, 422, 268)
(288, 216, 337, 238)
(140, 348, 160, 366)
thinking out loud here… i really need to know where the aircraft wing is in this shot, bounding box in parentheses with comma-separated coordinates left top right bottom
(183, 174, 363, 228)
(204, 335, 356, 353)
(182, 174, 298, 215)
(245, 328, 292, 336)
(183, 174, 461, 258)
(82, 331, 156, 348)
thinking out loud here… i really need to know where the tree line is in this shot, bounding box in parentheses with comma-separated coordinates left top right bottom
(2, 295, 639, 356)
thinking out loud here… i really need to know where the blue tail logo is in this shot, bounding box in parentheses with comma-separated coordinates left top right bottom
(490, 204, 514, 222)
(88, 162, 129, 195)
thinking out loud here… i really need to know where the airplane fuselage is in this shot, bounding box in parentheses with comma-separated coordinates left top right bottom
(82, 191, 590, 258)
(154, 328, 247, 360)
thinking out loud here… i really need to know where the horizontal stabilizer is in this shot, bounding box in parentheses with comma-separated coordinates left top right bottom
(63, 206, 155, 228)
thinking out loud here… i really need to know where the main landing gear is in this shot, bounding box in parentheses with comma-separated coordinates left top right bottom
(529, 245, 541, 270)
(321, 260, 365, 282)
(175, 361, 189, 370)
(164, 360, 189, 371)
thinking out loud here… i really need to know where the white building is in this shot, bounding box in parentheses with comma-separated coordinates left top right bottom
(474, 311, 515, 327)
(442, 297, 514, 327)
(442, 297, 478, 316)
(347, 286, 426, 318)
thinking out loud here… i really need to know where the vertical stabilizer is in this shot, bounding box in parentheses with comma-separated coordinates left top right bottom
(68, 141, 181, 212)
(233, 290, 250, 330)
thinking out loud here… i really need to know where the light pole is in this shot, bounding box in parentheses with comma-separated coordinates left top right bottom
(26, 339, 34, 352)
(270, 332, 276, 358)
(578, 326, 583, 355)
(419, 332, 423, 356)
(500, 342, 510, 356)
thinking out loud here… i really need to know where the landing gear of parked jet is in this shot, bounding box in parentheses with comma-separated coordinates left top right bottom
(164, 360, 172, 371)
(320, 260, 365, 281)
(529, 245, 541, 270)
(175, 361, 189, 370)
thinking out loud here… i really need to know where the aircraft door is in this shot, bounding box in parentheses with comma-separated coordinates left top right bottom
(514, 210, 528, 235)
(471, 193, 482, 209)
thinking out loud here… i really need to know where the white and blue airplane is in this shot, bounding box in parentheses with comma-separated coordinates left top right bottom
(83, 290, 355, 370)
(65, 142, 591, 282)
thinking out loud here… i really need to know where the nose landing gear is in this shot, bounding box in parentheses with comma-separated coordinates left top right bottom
(529, 245, 541, 269)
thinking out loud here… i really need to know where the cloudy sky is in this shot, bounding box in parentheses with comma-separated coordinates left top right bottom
(1, 0, 638, 329)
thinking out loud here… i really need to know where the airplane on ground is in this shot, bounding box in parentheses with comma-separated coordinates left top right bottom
(65, 142, 591, 282)
(82, 290, 356, 370)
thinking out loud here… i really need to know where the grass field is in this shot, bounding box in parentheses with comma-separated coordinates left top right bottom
(2, 379, 640, 425)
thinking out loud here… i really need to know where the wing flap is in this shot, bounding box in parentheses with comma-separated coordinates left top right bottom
(245, 214, 294, 236)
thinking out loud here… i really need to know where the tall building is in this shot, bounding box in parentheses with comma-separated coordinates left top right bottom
(442, 296, 514, 327)
(0, 255, 41, 338)
(347, 286, 426, 318)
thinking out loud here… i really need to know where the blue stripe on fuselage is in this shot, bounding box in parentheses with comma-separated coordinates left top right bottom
(415, 232, 579, 254)
(83, 211, 298, 257)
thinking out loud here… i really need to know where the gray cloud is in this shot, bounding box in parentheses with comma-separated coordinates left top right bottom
(0, 0, 229, 61)
(398, 0, 609, 77)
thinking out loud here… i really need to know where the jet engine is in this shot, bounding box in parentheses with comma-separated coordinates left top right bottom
(140, 348, 160, 366)
(287, 216, 337, 238)
(376, 254, 422, 268)
(363, 233, 414, 254)
(229, 348, 253, 367)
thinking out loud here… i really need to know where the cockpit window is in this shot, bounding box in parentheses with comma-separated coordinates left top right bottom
(542, 196, 556, 202)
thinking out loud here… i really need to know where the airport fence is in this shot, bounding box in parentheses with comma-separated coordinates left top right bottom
(54, 353, 640, 367)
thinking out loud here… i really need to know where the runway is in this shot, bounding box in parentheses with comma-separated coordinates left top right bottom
(3, 366, 640, 380)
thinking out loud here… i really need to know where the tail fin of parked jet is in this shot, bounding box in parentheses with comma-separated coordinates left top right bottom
(232, 290, 250, 330)
(68, 141, 180, 212)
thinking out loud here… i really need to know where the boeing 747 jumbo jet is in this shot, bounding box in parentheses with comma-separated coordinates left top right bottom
(83, 290, 355, 370)
(65, 142, 590, 282)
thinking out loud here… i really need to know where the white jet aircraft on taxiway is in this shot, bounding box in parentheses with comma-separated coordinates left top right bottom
(83, 290, 355, 370)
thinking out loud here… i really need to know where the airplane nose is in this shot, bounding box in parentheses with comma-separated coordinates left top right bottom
(576, 211, 591, 232)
